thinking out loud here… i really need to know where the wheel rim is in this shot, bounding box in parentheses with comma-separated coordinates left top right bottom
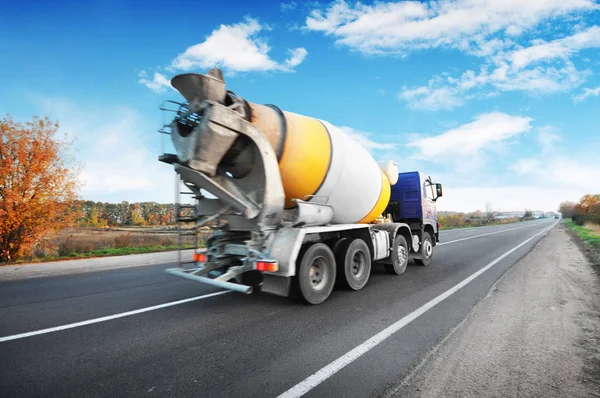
(351, 251, 367, 278)
(396, 244, 408, 265)
(309, 257, 329, 291)
(424, 240, 433, 257)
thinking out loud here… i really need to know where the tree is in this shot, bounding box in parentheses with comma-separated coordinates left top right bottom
(573, 194, 600, 225)
(558, 201, 576, 218)
(0, 116, 80, 261)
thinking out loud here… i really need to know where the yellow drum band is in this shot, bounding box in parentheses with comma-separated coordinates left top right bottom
(357, 170, 391, 224)
(249, 103, 332, 209)
(278, 111, 332, 209)
(248, 102, 390, 222)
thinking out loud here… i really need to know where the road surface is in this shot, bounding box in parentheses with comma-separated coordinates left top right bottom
(0, 219, 557, 397)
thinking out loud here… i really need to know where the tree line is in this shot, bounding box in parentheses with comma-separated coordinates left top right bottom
(73, 200, 177, 227)
(559, 194, 600, 225)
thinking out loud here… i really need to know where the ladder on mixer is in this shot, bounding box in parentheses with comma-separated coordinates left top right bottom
(174, 174, 202, 268)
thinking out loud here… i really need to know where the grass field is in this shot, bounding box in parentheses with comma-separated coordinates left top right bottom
(564, 219, 600, 264)
(19, 227, 211, 263)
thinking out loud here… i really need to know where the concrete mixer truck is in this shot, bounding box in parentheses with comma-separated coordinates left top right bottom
(159, 68, 443, 304)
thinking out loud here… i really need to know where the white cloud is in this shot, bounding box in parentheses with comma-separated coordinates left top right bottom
(537, 126, 561, 153)
(305, 2, 599, 109)
(34, 97, 176, 203)
(138, 71, 173, 93)
(398, 55, 589, 110)
(398, 84, 463, 110)
(509, 26, 600, 69)
(337, 126, 396, 152)
(170, 18, 307, 74)
(436, 186, 580, 213)
(281, 2, 297, 12)
(511, 155, 600, 192)
(573, 85, 600, 102)
(285, 47, 308, 69)
(305, 0, 597, 55)
(407, 112, 532, 158)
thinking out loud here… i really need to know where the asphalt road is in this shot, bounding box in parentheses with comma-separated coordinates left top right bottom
(0, 219, 557, 398)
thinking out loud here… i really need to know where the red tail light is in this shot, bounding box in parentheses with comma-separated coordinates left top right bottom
(256, 261, 278, 272)
(193, 253, 207, 263)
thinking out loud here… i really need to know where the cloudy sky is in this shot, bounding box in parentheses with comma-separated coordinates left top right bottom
(2, 0, 599, 212)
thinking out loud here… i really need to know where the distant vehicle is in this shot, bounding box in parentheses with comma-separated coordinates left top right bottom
(554, 215, 559, 219)
(158, 67, 443, 304)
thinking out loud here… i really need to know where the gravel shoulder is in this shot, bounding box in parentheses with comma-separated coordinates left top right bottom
(390, 224, 600, 398)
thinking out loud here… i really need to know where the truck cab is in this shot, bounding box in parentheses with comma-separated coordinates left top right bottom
(384, 172, 443, 264)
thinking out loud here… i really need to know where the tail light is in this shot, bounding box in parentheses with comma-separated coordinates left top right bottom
(256, 260, 278, 272)
(193, 253, 207, 263)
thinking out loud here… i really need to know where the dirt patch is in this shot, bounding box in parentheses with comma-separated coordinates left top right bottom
(388, 224, 600, 398)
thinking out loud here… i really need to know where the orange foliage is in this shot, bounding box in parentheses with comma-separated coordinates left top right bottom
(572, 194, 600, 225)
(0, 115, 81, 261)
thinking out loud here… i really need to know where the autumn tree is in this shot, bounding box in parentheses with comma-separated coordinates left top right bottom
(573, 194, 600, 225)
(0, 115, 80, 261)
(558, 201, 576, 218)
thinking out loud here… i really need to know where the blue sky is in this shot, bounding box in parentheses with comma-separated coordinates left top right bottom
(2, 0, 599, 212)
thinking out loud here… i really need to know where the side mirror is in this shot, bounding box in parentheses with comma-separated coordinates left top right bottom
(435, 183, 443, 199)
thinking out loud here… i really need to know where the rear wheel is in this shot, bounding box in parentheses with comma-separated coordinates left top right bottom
(296, 243, 336, 304)
(336, 238, 371, 290)
(384, 234, 409, 275)
(414, 232, 433, 266)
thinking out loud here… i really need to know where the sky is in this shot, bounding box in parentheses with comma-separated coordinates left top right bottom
(1, 0, 599, 213)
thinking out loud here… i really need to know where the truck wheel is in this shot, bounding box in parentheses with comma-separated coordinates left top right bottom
(384, 234, 409, 275)
(414, 232, 433, 266)
(336, 238, 371, 290)
(297, 243, 336, 304)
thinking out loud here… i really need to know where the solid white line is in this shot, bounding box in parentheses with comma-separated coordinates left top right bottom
(0, 291, 230, 343)
(277, 222, 558, 398)
(438, 221, 548, 246)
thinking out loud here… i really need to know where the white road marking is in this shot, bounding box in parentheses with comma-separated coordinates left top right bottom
(438, 221, 548, 246)
(440, 220, 547, 234)
(0, 291, 230, 343)
(0, 220, 553, 345)
(277, 222, 558, 398)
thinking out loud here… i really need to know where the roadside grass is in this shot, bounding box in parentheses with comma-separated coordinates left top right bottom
(4, 227, 210, 265)
(8, 245, 198, 264)
(564, 219, 600, 264)
(440, 217, 524, 231)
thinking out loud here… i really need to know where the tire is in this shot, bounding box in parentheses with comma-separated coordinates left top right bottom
(384, 234, 409, 275)
(335, 238, 371, 290)
(296, 243, 336, 304)
(414, 232, 433, 266)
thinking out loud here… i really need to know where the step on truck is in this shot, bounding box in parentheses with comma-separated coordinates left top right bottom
(159, 68, 443, 304)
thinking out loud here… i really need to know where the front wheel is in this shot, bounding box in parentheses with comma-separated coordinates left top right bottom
(296, 243, 337, 304)
(414, 232, 433, 266)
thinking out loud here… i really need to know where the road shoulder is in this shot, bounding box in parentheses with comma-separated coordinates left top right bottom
(0, 249, 194, 281)
(389, 224, 600, 398)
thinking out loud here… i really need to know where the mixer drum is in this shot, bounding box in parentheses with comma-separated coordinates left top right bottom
(247, 104, 392, 224)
